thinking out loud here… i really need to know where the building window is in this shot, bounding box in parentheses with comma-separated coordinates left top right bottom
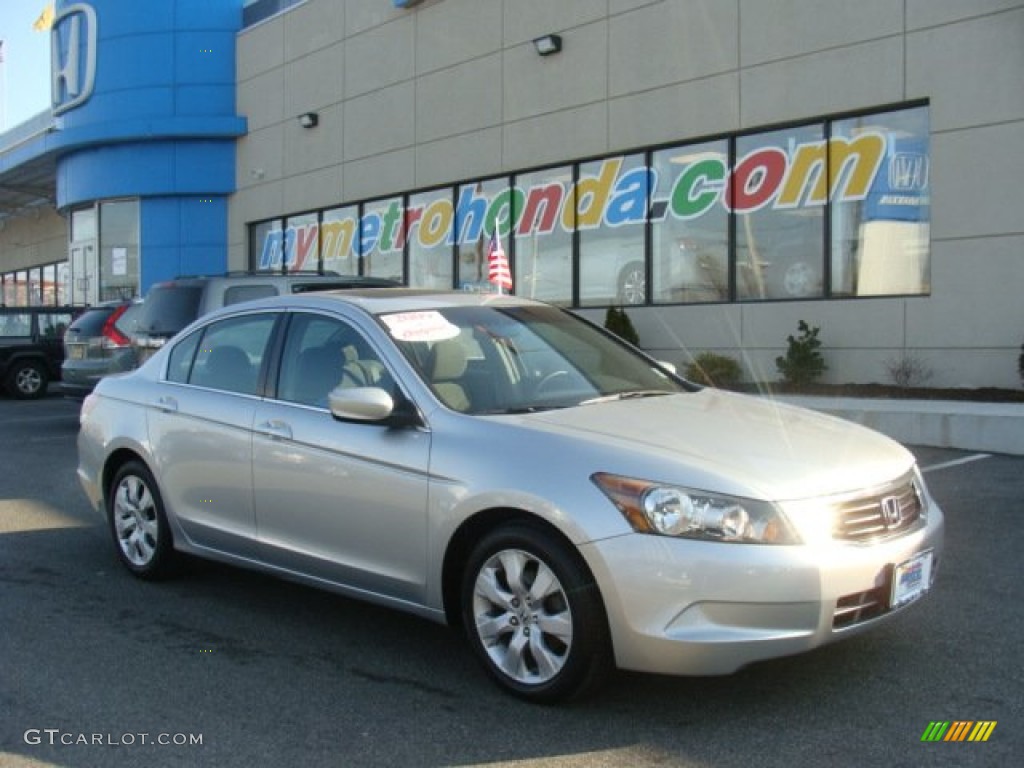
(831, 106, 930, 297)
(285, 212, 319, 271)
(651, 140, 730, 303)
(512, 168, 572, 306)
(361, 197, 404, 282)
(322, 206, 359, 275)
(247, 103, 930, 308)
(407, 188, 454, 289)
(577, 154, 648, 307)
(457, 178, 509, 293)
(251, 218, 283, 271)
(99, 200, 140, 301)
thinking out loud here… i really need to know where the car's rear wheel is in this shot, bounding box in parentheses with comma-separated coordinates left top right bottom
(462, 524, 611, 703)
(6, 360, 48, 399)
(108, 461, 176, 579)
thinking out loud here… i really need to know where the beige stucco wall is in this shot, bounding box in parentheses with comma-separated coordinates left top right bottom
(232, 0, 1024, 389)
(0, 209, 68, 273)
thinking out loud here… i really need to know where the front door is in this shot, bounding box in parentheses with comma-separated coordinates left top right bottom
(69, 242, 98, 305)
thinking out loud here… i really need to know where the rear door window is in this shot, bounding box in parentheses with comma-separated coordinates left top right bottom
(138, 285, 203, 336)
(223, 284, 279, 306)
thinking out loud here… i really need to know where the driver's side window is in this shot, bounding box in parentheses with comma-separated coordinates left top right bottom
(277, 313, 391, 408)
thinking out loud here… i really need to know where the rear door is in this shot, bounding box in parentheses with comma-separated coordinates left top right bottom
(146, 311, 279, 557)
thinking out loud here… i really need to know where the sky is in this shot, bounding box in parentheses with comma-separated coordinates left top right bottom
(0, 0, 53, 130)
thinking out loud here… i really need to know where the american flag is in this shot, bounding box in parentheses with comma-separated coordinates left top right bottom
(487, 230, 512, 293)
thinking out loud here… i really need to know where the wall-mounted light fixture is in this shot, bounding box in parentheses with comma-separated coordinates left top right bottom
(298, 112, 319, 128)
(533, 34, 562, 57)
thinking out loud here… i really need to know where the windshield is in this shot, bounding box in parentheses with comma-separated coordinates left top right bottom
(381, 304, 689, 414)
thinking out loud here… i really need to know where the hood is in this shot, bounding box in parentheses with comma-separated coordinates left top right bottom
(522, 389, 914, 501)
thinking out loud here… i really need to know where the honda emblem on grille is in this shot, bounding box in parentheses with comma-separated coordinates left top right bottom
(881, 496, 903, 528)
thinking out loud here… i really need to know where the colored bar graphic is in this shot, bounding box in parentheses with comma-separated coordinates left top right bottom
(921, 721, 996, 742)
(968, 722, 997, 742)
(921, 722, 949, 741)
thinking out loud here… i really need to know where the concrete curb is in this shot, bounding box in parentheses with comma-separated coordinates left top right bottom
(773, 396, 1024, 456)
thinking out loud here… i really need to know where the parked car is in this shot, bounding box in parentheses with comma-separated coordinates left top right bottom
(0, 306, 81, 399)
(77, 289, 943, 702)
(61, 299, 144, 400)
(131, 271, 399, 364)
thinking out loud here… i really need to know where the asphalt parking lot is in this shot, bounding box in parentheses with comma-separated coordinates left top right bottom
(0, 391, 1020, 768)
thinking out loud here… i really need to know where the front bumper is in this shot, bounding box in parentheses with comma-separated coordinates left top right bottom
(580, 501, 944, 676)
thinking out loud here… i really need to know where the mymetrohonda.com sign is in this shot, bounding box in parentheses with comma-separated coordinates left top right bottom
(259, 132, 889, 270)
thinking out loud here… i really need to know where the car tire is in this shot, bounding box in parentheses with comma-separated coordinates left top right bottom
(461, 523, 612, 703)
(107, 461, 176, 580)
(6, 360, 48, 399)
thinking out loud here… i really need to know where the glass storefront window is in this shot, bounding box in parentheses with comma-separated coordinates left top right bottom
(321, 206, 359, 275)
(57, 262, 70, 305)
(14, 272, 28, 305)
(71, 208, 97, 241)
(361, 197, 404, 282)
(457, 178, 510, 294)
(577, 155, 648, 307)
(100, 200, 140, 300)
(735, 124, 826, 301)
(251, 218, 283, 271)
(407, 188, 454, 289)
(511, 169, 571, 305)
(831, 106, 930, 296)
(42, 265, 56, 305)
(247, 103, 929, 307)
(651, 142, 731, 303)
(285, 212, 320, 272)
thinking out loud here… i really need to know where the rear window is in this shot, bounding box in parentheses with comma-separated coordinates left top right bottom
(137, 285, 204, 336)
(115, 303, 144, 336)
(67, 307, 118, 337)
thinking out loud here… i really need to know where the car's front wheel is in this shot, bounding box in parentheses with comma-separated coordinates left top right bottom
(6, 360, 48, 399)
(461, 524, 611, 703)
(107, 461, 176, 579)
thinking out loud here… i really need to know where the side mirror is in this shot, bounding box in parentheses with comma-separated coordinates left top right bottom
(328, 386, 422, 428)
(328, 387, 395, 422)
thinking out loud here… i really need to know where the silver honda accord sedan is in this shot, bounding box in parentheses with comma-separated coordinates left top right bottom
(77, 289, 943, 702)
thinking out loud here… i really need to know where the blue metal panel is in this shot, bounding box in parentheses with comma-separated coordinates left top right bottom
(140, 197, 228, 291)
(58, 141, 237, 208)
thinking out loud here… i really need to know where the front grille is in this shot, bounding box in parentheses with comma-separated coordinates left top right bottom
(833, 476, 923, 542)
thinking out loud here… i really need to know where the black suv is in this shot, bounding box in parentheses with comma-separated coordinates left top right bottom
(132, 272, 399, 363)
(0, 306, 82, 399)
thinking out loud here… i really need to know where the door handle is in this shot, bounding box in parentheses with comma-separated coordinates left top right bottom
(155, 395, 178, 413)
(255, 419, 292, 440)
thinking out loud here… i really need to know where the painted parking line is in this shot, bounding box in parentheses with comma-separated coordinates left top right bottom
(921, 454, 992, 474)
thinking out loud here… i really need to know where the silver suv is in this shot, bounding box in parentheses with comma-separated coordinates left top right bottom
(132, 272, 398, 363)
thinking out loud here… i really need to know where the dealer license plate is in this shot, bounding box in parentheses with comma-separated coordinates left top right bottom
(890, 550, 933, 609)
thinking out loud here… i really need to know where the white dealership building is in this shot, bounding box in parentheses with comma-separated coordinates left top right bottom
(1, 0, 1022, 388)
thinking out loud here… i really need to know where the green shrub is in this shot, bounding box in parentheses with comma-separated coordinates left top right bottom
(604, 306, 639, 346)
(685, 352, 743, 389)
(775, 320, 827, 387)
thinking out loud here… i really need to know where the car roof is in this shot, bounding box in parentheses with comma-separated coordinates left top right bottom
(185, 289, 546, 324)
(221, 288, 544, 316)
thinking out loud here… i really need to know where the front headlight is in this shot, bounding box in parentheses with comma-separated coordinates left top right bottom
(592, 473, 801, 545)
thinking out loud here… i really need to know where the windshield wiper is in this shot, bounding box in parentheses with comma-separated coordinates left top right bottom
(579, 390, 674, 406)
(492, 404, 567, 414)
